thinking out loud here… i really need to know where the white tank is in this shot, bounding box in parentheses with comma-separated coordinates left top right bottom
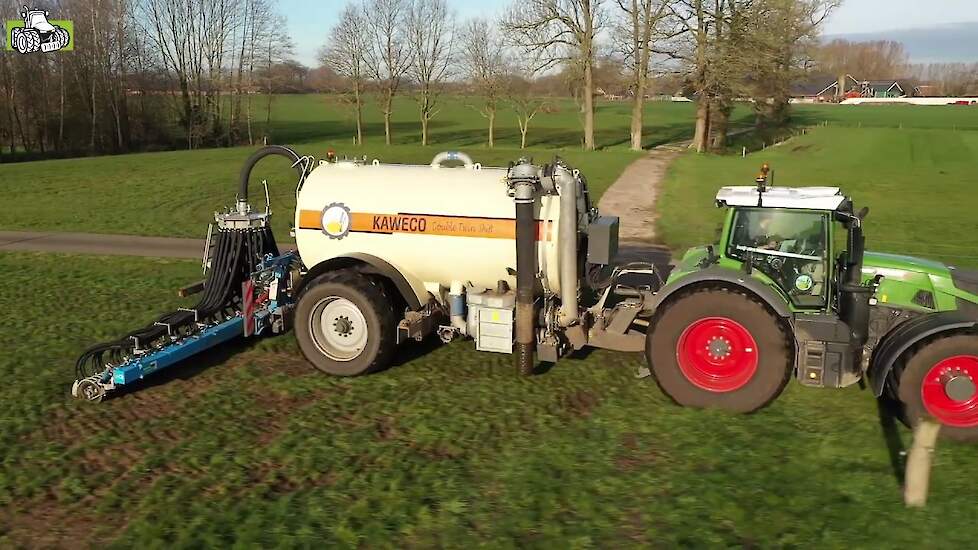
(294, 156, 568, 305)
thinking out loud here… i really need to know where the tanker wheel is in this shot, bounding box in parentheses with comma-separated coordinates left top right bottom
(646, 288, 791, 413)
(895, 334, 978, 442)
(295, 271, 396, 376)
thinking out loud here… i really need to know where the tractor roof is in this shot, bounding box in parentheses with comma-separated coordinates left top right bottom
(715, 186, 847, 211)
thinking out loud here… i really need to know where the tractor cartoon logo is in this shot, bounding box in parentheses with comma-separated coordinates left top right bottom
(5, 6, 72, 54)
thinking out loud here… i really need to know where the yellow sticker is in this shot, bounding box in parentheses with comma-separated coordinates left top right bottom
(881, 294, 888, 303)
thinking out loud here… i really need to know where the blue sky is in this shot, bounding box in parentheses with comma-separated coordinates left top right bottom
(286, 0, 978, 66)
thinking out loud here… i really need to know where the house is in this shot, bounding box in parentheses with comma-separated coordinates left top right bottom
(790, 75, 859, 103)
(856, 80, 906, 98)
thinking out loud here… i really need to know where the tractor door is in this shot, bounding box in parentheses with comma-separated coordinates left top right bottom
(726, 208, 831, 310)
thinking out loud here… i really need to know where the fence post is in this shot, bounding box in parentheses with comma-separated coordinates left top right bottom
(742, 146, 747, 158)
(904, 419, 941, 508)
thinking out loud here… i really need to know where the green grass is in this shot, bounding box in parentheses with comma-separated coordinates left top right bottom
(658, 126, 978, 267)
(257, 94, 752, 151)
(0, 143, 639, 239)
(3, 251, 978, 547)
(793, 103, 978, 131)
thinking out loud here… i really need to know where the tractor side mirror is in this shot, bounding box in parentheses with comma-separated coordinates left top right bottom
(857, 207, 869, 220)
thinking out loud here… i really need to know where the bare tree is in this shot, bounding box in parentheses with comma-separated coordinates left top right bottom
(363, 0, 413, 145)
(505, 72, 549, 149)
(322, 3, 369, 145)
(460, 18, 507, 148)
(407, 0, 455, 146)
(615, 0, 676, 150)
(504, 0, 605, 151)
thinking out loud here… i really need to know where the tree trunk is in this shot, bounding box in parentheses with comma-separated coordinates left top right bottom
(692, 96, 710, 153)
(384, 92, 393, 146)
(520, 122, 528, 149)
(710, 103, 729, 151)
(354, 82, 363, 145)
(583, 60, 596, 151)
(488, 108, 495, 149)
(630, 88, 644, 151)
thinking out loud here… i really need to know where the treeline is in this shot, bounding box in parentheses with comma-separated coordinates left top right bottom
(325, 0, 841, 153)
(0, 0, 294, 159)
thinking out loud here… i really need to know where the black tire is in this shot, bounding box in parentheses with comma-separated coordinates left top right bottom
(22, 29, 40, 53)
(53, 27, 69, 49)
(646, 288, 792, 413)
(895, 334, 978, 442)
(295, 270, 396, 376)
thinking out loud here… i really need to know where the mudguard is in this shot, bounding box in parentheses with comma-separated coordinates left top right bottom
(651, 266, 793, 318)
(868, 311, 978, 396)
(298, 253, 424, 311)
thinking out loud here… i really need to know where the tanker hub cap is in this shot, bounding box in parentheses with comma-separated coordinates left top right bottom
(921, 355, 978, 427)
(310, 297, 368, 361)
(676, 317, 758, 393)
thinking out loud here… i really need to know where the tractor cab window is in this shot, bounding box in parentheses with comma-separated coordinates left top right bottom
(727, 208, 829, 308)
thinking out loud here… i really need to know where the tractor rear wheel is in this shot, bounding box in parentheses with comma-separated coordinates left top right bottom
(295, 271, 396, 377)
(647, 288, 791, 413)
(895, 334, 978, 442)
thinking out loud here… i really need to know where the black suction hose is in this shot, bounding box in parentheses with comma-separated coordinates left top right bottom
(510, 167, 539, 376)
(238, 145, 304, 202)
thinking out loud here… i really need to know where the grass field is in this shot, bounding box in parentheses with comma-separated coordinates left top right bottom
(5, 99, 978, 546)
(658, 125, 978, 268)
(4, 251, 978, 547)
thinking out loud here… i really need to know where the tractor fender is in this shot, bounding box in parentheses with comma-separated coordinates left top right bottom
(297, 252, 424, 311)
(650, 266, 793, 318)
(868, 311, 978, 396)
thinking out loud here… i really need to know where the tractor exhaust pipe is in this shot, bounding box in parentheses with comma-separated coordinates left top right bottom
(509, 162, 540, 376)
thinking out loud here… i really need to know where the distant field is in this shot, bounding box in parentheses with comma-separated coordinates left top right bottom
(793, 103, 978, 130)
(4, 251, 978, 547)
(255, 95, 754, 151)
(0, 143, 640, 239)
(657, 125, 978, 267)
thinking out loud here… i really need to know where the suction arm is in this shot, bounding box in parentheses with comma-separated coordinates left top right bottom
(238, 145, 304, 203)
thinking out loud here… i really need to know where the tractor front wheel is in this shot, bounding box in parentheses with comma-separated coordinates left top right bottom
(647, 288, 792, 413)
(895, 335, 978, 442)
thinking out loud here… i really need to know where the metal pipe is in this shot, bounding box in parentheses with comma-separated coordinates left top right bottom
(449, 280, 467, 335)
(556, 165, 580, 326)
(510, 163, 540, 376)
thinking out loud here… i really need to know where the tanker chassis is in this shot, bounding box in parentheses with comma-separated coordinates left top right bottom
(73, 147, 978, 441)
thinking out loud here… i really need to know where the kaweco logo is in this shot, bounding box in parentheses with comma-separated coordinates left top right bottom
(4, 5, 73, 54)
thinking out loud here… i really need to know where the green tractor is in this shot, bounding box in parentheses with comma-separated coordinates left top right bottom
(646, 167, 978, 440)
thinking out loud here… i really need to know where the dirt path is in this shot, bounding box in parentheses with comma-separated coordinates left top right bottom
(598, 143, 687, 265)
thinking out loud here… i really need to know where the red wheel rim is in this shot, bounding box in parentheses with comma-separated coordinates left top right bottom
(676, 317, 758, 393)
(921, 355, 978, 428)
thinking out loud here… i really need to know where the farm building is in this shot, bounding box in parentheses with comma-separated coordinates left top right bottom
(790, 74, 908, 103)
(790, 75, 859, 103)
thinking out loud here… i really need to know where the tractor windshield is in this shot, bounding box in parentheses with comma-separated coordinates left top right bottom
(727, 208, 830, 308)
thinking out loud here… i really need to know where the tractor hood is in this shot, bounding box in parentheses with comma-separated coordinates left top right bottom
(862, 251, 978, 313)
